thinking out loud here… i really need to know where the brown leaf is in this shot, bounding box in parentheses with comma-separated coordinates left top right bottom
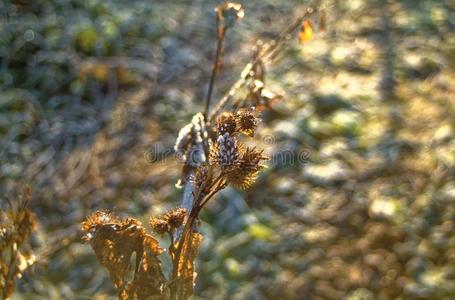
(171, 232, 203, 299)
(82, 212, 165, 299)
(129, 235, 166, 300)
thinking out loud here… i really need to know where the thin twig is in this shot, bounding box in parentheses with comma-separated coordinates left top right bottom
(198, 178, 226, 209)
(204, 16, 225, 119)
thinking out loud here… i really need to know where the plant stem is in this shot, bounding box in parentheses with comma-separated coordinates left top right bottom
(204, 16, 225, 119)
(170, 175, 224, 284)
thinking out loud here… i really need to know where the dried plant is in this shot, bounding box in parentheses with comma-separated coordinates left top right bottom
(82, 1, 324, 299)
(0, 188, 36, 300)
(82, 211, 165, 299)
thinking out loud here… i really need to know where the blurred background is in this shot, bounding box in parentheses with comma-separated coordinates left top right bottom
(1, 0, 454, 299)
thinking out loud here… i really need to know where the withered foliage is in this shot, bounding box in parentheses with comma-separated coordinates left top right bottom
(168, 232, 203, 300)
(82, 209, 203, 300)
(82, 1, 323, 299)
(81, 211, 165, 300)
(0, 189, 36, 300)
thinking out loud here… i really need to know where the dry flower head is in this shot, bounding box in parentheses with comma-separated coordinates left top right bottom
(226, 146, 267, 189)
(236, 108, 259, 137)
(216, 2, 244, 32)
(209, 109, 268, 189)
(149, 208, 187, 236)
(216, 112, 237, 134)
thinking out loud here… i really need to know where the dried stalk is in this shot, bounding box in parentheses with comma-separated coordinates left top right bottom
(209, 0, 321, 122)
(171, 2, 323, 299)
(204, 10, 226, 119)
(82, 1, 325, 299)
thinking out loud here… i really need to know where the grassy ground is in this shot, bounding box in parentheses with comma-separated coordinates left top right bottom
(1, 0, 454, 299)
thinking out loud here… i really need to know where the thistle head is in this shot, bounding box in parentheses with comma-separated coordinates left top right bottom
(210, 133, 242, 170)
(225, 147, 268, 189)
(149, 208, 187, 235)
(216, 112, 237, 135)
(235, 108, 258, 137)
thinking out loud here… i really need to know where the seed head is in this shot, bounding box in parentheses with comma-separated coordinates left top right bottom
(236, 108, 258, 137)
(210, 133, 242, 170)
(216, 2, 244, 31)
(166, 208, 187, 229)
(149, 208, 187, 235)
(216, 112, 237, 135)
(225, 147, 267, 189)
(149, 217, 169, 236)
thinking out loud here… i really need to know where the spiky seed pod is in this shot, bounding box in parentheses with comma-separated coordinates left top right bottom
(166, 208, 187, 229)
(216, 112, 237, 135)
(149, 208, 188, 235)
(81, 211, 118, 241)
(225, 147, 267, 189)
(210, 133, 242, 170)
(236, 108, 258, 137)
(149, 217, 170, 236)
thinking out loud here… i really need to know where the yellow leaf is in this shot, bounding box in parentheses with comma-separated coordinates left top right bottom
(248, 223, 273, 240)
(299, 20, 313, 43)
